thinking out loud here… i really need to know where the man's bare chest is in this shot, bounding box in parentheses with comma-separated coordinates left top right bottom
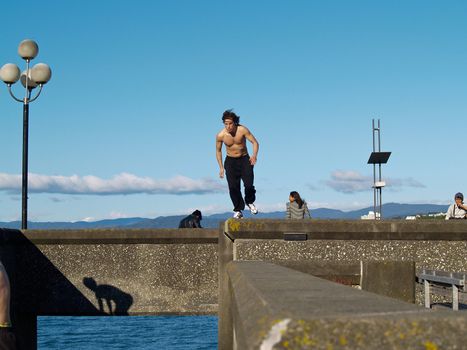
(223, 133, 245, 147)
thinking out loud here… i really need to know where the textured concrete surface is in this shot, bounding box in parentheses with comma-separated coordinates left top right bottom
(1, 220, 466, 349)
(361, 261, 415, 303)
(272, 260, 361, 285)
(224, 219, 467, 240)
(228, 261, 467, 350)
(270, 260, 415, 302)
(37, 243, 218, 314)
(22, 228, 219, 244)
(1, 228, 219, 350)
(218, 223, 235, 350)
(235, 239, 467, 273)
(219, 219, 467, 348)
(0, 229, 218, 316)
(224, 219, 467, 274)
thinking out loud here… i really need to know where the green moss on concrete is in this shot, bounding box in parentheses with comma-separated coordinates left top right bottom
(227, 219, 241, 233)
(226, 219, 269, 234)
(271, 318, 455, 350)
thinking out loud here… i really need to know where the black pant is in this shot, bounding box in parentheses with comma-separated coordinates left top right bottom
(224, 155, 256, 211)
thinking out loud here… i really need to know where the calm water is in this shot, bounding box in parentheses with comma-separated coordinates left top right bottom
(38, 316, 218, 350)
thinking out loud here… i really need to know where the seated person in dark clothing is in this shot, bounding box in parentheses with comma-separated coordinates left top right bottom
(178, 210, 203, 228)
(0, 262, 16, 350)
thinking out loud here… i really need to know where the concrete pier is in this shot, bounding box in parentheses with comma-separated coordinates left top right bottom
(227, 261, 467, 349)
(1, 219, 467, 349)
(218, 219, 467, 349)
(0, 228, 218, 349)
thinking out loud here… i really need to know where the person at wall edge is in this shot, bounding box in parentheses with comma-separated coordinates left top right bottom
(179, 210, 203, 228)
(286, 191, 311, 219)
(445, 192, 467, 220)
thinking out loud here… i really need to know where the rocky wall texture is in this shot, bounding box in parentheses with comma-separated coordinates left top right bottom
(235, 239, 467, 272)
(1, 229, 219, 316)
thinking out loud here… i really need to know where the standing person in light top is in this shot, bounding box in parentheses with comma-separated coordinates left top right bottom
(216, 110, 259, 219)
(286, 191, 311, 219)
(445, 192, 467, 220)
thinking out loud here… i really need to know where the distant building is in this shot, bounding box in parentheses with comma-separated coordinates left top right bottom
(361, 211, 380, 220)
(427, 212, 446, 218)
(406, 212, 446, 220)
(415, 212, 447, 220)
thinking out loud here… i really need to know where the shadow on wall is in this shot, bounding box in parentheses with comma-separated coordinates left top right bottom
(83, 277, 133, 315)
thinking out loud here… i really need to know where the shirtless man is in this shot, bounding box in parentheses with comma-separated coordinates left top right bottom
(216, 110, 259, 219)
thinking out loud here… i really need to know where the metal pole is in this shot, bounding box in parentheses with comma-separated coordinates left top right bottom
(372, 120, 376, 219)
(378, 120, 382, 182)
(372, 119, 376, 151)
(22, 102, 29, 230)
(379, 187, 382, 220)
(452, 284, 459, 311)
(378, 120, 381, 149)
(3, 43, 51, 229)
(424, 279, 431, 308)
(373, 164, 376, 220)
(20, 59, 32, 230)
(377, 120, 382, 220)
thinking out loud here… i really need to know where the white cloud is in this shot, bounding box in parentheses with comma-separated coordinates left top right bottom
(78, 217, 96, 223)
(307, 200, 371, 211)
(49, 197, 66, 203)
(385, 177, 425, 190)
(255, 202, 287, 213)
(74, 212, 132, 223)
(306, 183, 320, 191)
(108, 211, 132, 219)
(325, 170, 372, 193)
(184, 204, 231, 216)
(325, 170, 425, 194)
(0, 172, 223, 195)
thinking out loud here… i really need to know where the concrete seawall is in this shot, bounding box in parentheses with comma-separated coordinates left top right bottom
(227, 261, 467, 349)
(0, 228, 219, 315)
(219, 219, 467, 349)
(1, 220, 467, 349)
(224, 219, 467, 271)
(0, 228, 219, 349)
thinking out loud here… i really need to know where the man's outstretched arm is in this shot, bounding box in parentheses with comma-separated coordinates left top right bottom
(244, 128, 259, 165)
(216, 137, 224, 178)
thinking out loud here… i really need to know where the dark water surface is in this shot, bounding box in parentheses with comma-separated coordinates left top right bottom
(38, 316, 218, 350)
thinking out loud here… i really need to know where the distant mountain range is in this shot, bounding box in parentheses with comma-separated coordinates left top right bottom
(0, 203, 449, 230)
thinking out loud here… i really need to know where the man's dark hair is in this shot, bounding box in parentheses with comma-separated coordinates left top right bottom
(192, 210, 202, 220)
(222, 109, 240, 125)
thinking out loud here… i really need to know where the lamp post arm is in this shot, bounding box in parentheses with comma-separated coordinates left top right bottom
(7, 84, 24, 103)
(24, 59, 30, 100)
(29, 84, 43, 103)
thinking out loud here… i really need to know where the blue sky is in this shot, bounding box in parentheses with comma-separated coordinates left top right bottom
(1, 0, 466, 222)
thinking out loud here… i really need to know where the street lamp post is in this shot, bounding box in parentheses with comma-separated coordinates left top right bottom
(0, 39, 52, 229)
